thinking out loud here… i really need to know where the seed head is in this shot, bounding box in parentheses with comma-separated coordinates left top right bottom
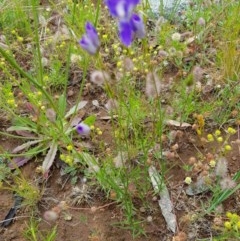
(43, 210, 59, 222)
(171, 32, 181, 41)
(215, 157, 228, 178)
(220, 177, 236, 190)
(90, 70, 110, 86)
(145, 71, 162, 98)
(197, 17, 206, 26)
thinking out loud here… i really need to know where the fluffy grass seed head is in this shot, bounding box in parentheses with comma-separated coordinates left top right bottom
(46, 108, 56, 122)
(145, 71, 162, 98)
(220, 177, 236, 190)
(43, 210, 59, 222)
(192, 66, 204, 83)
(171, 32, 181, 41)
(197, 17, 206, 26)
(90, 70, 110, 86)
(215, 157, 228, 178)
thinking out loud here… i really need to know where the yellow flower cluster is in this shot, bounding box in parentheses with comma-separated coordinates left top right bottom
(224, 212, 240, 231)
(60, 154, 74, 166)
(90, 125, 103, 136)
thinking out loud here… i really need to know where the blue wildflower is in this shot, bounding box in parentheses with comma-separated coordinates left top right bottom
(105, 0, 145, 46)
(76, 122, 91, 136)
(119, 20, 133, 46)
(105, 0, 139, 19)
(131, 13, 145, 39)
(79, 22, 100, 55)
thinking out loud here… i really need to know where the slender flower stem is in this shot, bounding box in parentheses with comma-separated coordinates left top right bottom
(94, 0, 101, 26)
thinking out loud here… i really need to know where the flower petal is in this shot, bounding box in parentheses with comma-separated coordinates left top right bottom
(76, 122, 91, 136)
(119, 20, 133, 46)
(85, 22, 100, 48)
(79, 22, 100, 55)
(105, 0, 140, 19)
(79, 35, 98, 55)
(131, 13, 145, 39)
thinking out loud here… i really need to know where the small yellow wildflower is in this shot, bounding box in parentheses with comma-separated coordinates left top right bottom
(226, 212, 233, 219)
(231, 213, 239, 223)
(225, 145, 232, 151)
(237, 221, 240, 229)
(117, 61, 122, 67)
(224, 221, 232, 230)
(102, 34, 108, 39)
(40, 105, 45, 110)
(209, 160, 216, 168)
(227, 127, 236, 135)
(60, 154, 65, 161)
(217, 137, 223, 142)
(184, 177, 192, 185)
(97, 130, 103, 135)
(17, 36, 23, 42)
(7, 99, 15, 105)
(67, 145, 73, 151)
(65, 156, 73, 166)
(215, 130, 221, 136)
(207, 134, 214, 142)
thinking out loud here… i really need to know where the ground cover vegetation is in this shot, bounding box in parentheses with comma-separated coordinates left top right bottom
(0, 0, 240, 240)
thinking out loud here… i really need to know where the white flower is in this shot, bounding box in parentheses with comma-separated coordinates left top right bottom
(171, 32, 181, 41)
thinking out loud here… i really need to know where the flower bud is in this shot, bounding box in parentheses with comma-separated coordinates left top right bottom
(76, 122, 91, 137)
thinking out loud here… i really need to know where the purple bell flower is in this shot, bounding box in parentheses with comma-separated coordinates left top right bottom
(105, 0, 140, 19)
(131, 13, 145, 39)
(119, 20, 133, 46)
(76, 122, 91, 137)
(79, 22, 100, 55)
(105, 0, 145, 46)
(119, 13, 145, 46)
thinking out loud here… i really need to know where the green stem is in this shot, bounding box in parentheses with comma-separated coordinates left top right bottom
(94, 0, 101, 26)
(31, 0, 43, 85)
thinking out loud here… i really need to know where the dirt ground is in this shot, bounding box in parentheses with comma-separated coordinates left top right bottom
(1, 119, 240, 241)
